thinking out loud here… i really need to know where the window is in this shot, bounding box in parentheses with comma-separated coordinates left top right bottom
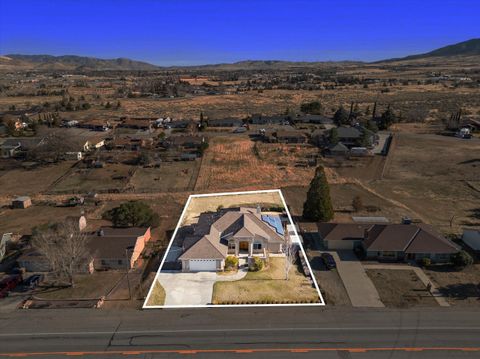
(101, 260, 107, 265)
(228, 242, 236, 249)
(253, 242, 262, 250)
(118, 260, 123, 265)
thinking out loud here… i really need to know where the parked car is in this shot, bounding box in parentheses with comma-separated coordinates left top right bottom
(321, 253, 337, 270)
(0, 274, 22, 298)
(23, 274, 44, 289)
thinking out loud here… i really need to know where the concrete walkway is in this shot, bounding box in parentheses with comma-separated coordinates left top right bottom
(157, 269, 247, 306)
(363, 264, 450, 307)
(329, 251, 384, 308)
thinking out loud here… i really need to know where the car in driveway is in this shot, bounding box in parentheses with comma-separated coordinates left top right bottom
(321, 253, 337, 270)
(23, 274, 44, 290)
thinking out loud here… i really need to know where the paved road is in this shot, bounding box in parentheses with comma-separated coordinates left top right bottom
(1, 307, 480, 358)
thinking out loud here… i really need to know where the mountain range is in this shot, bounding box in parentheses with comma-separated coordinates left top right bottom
(1, 38, 479, 72)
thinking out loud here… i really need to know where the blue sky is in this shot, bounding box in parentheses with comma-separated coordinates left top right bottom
(0, 0, 478, 65)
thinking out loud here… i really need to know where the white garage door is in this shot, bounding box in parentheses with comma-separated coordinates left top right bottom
(189, 259, 217, 271)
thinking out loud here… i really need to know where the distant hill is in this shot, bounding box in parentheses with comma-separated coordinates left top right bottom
(0, 54, 159, 71)
(379, 38, 480, 63)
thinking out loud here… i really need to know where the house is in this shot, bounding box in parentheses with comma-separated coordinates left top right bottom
(462, 229, 480, 254)
(207, 118, 244, 127)
(335, 126, 377, 148)
(87, 227, 151, 270)
(294, 114, 333, 125)
(325, 142, 349, 157)
(162, 135, 205, 150)
(118, 118, 152, 131)
(178, 207, 286, 272)
(275, 130, 307, 144)
(77, 119, 111, 132)
(318, 223, 460, 262)
(12, 196, 32, 209)
(167, 120, 193, 129)
(17, 227, 151, 272)
(250, 114, 287, 125)
(0, 139, 21, 158)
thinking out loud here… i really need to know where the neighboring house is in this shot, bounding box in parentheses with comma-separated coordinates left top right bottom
(250, 114, 287, 125)
(167, 120, 193, 129)
(325, 142, 349, 157)
(118, 118, 152, 131)
(274, 130, 307, 144)
(336, 126, 376, 148)
(462, 229, 480, 254)
(12, 196, 32, 209)
(178, 207, 286, 272)
(207, 118, 244, 127)
(294, 114, 333, 125)
(162, 135, 205, 150)
(77, 119, 111, 132)
(319, 223, 459, 262)
(0, 139, 21, 158)
(17, 227, 151, 273)
(87, 227, 151, 270)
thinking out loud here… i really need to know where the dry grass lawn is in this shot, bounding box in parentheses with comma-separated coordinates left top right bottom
(366, 269, 438, 308)
(212, 257, 320, 304)
(195, 137, 317, 191)
(145, 280, 166, 306)
(36, 271, 124, 300)
(182, 191, 285, 225)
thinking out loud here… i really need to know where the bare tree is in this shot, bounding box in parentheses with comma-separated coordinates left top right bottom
(284, 235, 297, 281)
(33, 221, 90, 287)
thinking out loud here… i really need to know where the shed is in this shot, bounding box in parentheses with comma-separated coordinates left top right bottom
(12, 196, 32, 209)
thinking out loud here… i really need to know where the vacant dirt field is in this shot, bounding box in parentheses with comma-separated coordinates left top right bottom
(373, 132, 480, 232)
(129, 161, 200, 192)
(366, 269, 438, 308)
(35, 271, 125, 300)
(425, 264, 480, 306)
(182, 191, 284, 225)
(51, 163, 134, 193)
(195, 136, 317, 191)
(0, 161, 74, 198)
(212, 257, 320, 304)
(0, 204, 86, 234)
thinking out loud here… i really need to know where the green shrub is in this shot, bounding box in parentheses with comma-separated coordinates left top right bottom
(250, 257, 264, 272)
(420, 257, 431, 267)
(224, 256, 239, 271)
(452, 250, 473, 268)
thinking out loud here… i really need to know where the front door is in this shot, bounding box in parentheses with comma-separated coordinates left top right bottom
(239, 241, 249, 251)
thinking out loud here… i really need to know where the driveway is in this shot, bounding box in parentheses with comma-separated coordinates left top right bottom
(157, 269, 247, 306)
(328, 250, 384, 308)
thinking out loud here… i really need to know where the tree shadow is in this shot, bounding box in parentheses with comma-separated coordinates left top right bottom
(437, 283, 480, 300)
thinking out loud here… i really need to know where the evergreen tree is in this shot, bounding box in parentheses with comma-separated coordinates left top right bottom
(379, 106, 396, 130)
(329, 127, 339, 145)
(302, 166, 334, 222)
(333, 106, 349, 126)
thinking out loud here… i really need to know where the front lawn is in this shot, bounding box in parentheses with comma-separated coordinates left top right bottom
(212, 257, 320, 304)
(145, 280, 166, 306)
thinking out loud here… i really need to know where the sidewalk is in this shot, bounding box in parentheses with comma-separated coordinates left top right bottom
(363, 264, 450, 307)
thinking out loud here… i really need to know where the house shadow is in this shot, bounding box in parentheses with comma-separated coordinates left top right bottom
(309, 256, 328, 271)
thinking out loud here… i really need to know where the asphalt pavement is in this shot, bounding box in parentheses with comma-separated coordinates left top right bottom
(1, 306, 480, 358)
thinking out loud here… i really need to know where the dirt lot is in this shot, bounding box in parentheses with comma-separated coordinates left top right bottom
(0, 161, 75, 198)
(51, 163, 134, 193)
(425, 264, 480, 306)
(366, 269, 438, 308)
(129, 161, 200, 192)
(212, 257, 320, 304)
(35, 271, 125, 300)
(181, 191, 285, 225)
(0, 204, 87, 235)
(373, 131, 480, 232)
(195, 136, 317, 191)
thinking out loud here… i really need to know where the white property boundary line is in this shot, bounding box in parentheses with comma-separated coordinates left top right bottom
(143, 189, 325, 309)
